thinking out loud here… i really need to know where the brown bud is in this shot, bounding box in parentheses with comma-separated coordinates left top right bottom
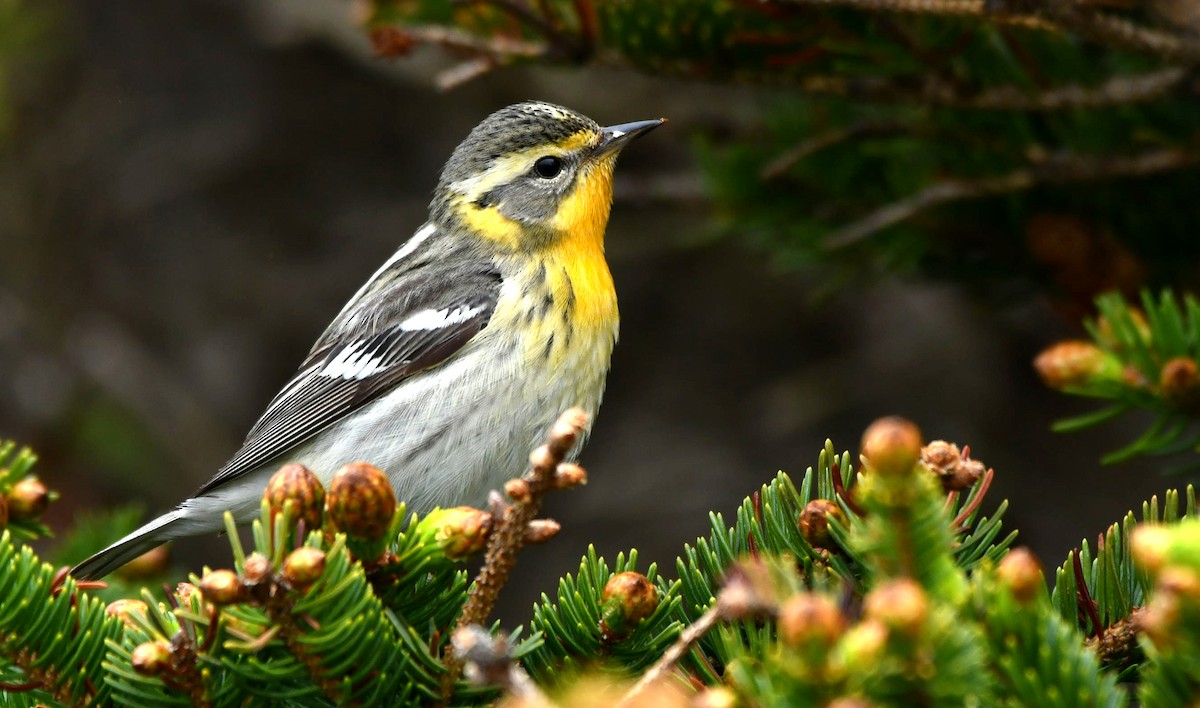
(522, 518, 560, 545)
(175, 582, 200, 606)
(864, 579, 928, 636)
(860, 417, 923, 477)
(529, 444, 556, 474)
(1131, 525, 1172, 576)
(778, 593, 845, 647)
(505, 478, 532, 504)
(106, 599, 149, 628)
(264, 463, 326, 532)
(601, 571, 660, 638)
(326, 462, 397, 541)
(282, 547, 327, 589)
(920, 440, 985, 492)
(6, 478, 50, 520)
(799, 499, 844, 550)
(827, 698, 876, 708)
(547, 407, 589, 458)
(118, 545, 170, 580)
(241, 552, 272, 585)
(554, 462, 588, 489)
(199, 569, 245, 605)
(1161, 357, 1200, 408)
(131, 641, 173, 675)
(996, 547, 1043, 604)
(427, 506, 493, 559)
(1034, 341, 1117, 390)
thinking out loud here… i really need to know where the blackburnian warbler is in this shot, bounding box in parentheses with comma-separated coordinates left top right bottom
(73, 101, 664, 579)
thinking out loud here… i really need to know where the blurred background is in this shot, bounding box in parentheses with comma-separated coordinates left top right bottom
(2, 0, 1197, 618)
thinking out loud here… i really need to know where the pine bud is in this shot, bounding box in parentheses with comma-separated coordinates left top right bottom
(860, 417, 923, 477)
(425, 506, 493, 559)
(827, 698, 875, 708)
(601, 571, 660, 638)
(106, 599, 149, 628)
(1159, 567, 1200, 601)
(505, 478, 532, 503)
(264, 463, 326, 532)
(554, 462, 587, 489)
(199, 569, 244, 605)
(131, 641, 173, 676)
(547, 407, 589, 457)
(798, 499, 843, 550)
(778, 593, 845, 647)
(522, 518, 560, 545)
(996, 547, 1043, 604)
(1033, 341, 1118, 390)
(529, 444, 556, 474)
(1160, 357, 1200, 408)
(282, 547, 327, 589)
(326, 462, 397, 541)
(6, 478, 50, 520)
(864, 579, 928, 637)
(241, 552, 272, 585)
(920, 440, 985, 492)
(175, 582, 200, 606)
(118, 545, 170, 580)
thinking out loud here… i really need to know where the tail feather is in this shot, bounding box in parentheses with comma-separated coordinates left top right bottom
(70, 511, 184, 581)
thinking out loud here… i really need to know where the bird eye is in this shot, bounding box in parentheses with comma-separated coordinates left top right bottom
(533, 156, 563, 179)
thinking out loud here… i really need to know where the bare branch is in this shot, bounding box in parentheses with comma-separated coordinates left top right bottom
(824, 146, 1200, 248)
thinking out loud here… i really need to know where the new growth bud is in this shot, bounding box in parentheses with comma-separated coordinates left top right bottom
(861, 417, 923, 477)
(798, 499, 844, 550)
(326, 462, 397, 542)
(601, 571, 660, 639)
(1161, 357, 1200, 409)
(778, 593, 845, 647)
(864, 579, 928, 637)
(131, 641, 173, 676)
(264, 463, 326, 532)
(6, 478, 50, 520)
(199, 569, 245, 605)
(426, 506, 493, 559)
(1033, 341, 1118, 390)
(241, 552, 273, 585)
(920, 440, 985, 492)
(283, 547, 327, 589)
(996, 547, 1043, 604)
(106, 599, 149, 628)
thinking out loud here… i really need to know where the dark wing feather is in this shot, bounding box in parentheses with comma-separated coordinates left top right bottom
(196, 236, 501, 495)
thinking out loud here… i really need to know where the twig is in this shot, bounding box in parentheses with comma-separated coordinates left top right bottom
(440, 408, 591, 700)
(619, 565, 778, 706)
(774, 0, 1056, 29)
(790, 68, 1190, 109)
(1040, 1, 1200, 64)
(619, 604, 721, 705)
(823, 146, 1200, 248)
(403, 25, 546, 58)
(762, 122, 906, 180)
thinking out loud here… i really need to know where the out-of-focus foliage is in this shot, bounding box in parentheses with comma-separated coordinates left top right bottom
(362, 0, 1200, 297)
(1035, 290, 1200, 470)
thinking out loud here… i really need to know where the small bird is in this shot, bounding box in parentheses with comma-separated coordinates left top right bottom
(72, 101, 664, 580)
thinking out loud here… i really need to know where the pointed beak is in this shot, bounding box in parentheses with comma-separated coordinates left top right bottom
(595, 118, 667, 156)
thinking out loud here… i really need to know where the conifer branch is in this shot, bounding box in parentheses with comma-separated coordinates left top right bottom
(442, 408, 591, 698)
(823, 147, 1200, 248)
